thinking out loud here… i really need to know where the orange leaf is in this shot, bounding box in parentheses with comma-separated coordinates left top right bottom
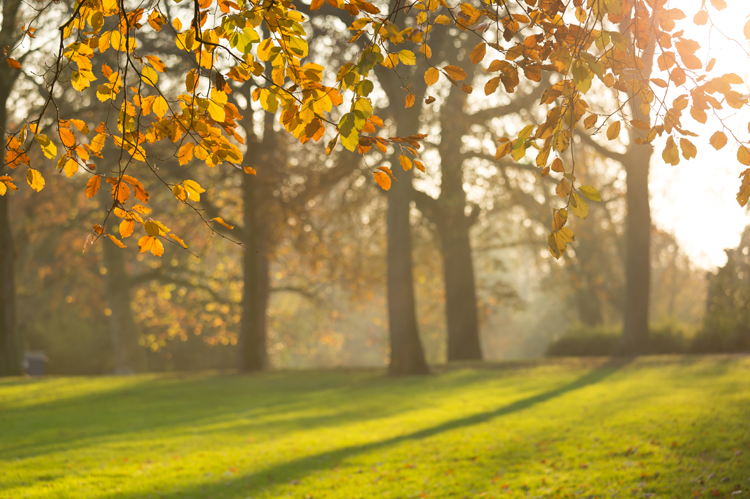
(469, 43, 486, 65)
(211, 217, 234, 230)
(443, 65, 467, 81)
(107, 234, 127, 248)
(6, 58, 21, 69)
(373, 171, 391, 190)
(424, 67, 440, 86)
(119, 219, 135, 238)
(405, 94, 415, 108)
(86, 175, 101, 198)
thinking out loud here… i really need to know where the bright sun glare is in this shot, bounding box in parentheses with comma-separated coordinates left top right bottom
(652, 0, 750, 268)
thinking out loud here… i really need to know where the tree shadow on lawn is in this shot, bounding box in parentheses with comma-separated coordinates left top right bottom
(102, 357, 633, 499)
(0, 365, 532, 461)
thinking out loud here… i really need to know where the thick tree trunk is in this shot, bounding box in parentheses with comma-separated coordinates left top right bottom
(239, 170, 268, 372)
(620, 145, 652, 355)
(436, 75, 483, 362)
(103, 220, 147, 373)
(0, 194, 20, 376)
(439, 220, 482, 361)
(619, 32, 655, 356)
(0, 91, 22, 377)
(387, 163, 429, 376)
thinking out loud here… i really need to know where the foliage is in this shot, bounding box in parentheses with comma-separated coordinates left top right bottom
(2, 358, 750, 498)
(546, 320, 690, 357)
(1, 0, 748, 261)
(697, 226, 750, 353)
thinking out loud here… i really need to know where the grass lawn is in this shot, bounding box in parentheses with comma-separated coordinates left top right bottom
(1, 356, 749, 499)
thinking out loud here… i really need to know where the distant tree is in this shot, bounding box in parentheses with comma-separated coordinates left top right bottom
(2, 0, 749, 374)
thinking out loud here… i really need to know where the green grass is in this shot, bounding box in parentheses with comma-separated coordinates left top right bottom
(1, 357, 749, 499)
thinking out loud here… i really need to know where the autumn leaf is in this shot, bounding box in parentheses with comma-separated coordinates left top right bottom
(153, 96, 168, 118)
(399, 155, 412, 171)
(373, 171, 391, 190)
(211, 217, 234, 230)
(6, 58, 21, 69)
(424, 67, 440, 86)
(443, 65, 467, 81)
(107, 234, 127, 248)
(178, 143, 194, 165)
(738, 146, 750, 166)
(119, 219, 135, 238)
(26, 169, 45, 192)
(570, 192, 589, 219)
(398, 50, 416, 66)
(709, 131, 727, 150)
(606, 121, 621, 141)
(183, 179, 205, 201)
(469, 43, 486, 65)
(86, 175, 101, 198)
(578, 185, 601, 202)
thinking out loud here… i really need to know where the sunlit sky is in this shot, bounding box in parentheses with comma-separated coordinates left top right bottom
(652, 0, 750, 268)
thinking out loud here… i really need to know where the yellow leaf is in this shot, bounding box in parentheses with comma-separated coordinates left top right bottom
(26, 169, 45, 192)
(35, 134, 57, 159)
(398, 50, 416, 66)
(151, 237, 164, 256)
(435, 14, 451, 25)
(680, 138, 697, 159)
(153, 96, 168, 118)
(709, 131, 727, 150)
(177, 142, 194, 165)
(373, 171, 391, 190)
(119, 219, 134, 238)
(211, 217, 234, 230)
(183, 179, 205, 201)
(168, 233, 188, 248)
(738, 146, 750, 166)
(64, 158, 79, 177)
(69, 119, 89, 134)
(142, 66, 158, 86)
(606, 121, 621, 141)
(144, 220, 162, 236)
(59, 128, 76, 148)
(138, 235, 153, 253)
(555, 178, 571, 199)
(399, 155, 412, 171)
(424, 67, 440, 86)
(107, 234, 127, 248)
(570, 192, 589, 219)
(551, 158, 565, 173)
(173, 184, 187, 201)
(578, 185, 601, 202)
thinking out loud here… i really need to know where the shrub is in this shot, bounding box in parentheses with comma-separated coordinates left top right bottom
(546, 322, 690, 357)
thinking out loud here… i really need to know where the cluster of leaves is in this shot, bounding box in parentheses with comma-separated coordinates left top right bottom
(2, 0, 750, 260)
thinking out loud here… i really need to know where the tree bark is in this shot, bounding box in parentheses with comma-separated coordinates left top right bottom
(103, 220, 147, 373)
(619, 29, 655, 356)
(436, 78, 482, 362)
(387, 161, 429, 376)
(238, 169, 268, 372)
(0, 81, 22, 376)
(620, 144, 652, 354)
(237, 86, 269, 372)
(439, 220, 482, 360)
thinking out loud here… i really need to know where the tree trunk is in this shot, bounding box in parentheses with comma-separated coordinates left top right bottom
(620, 145, 652, 355)
(436, 72, 482, 362)
(0, 88, 22, 377)
(619, 30, 655, 356)
(238, 170, 268, 372)
(439, 220, 482, 361)
(103, 220, 147, 373)
(0, 194, 20, 377)
(387, 163, 429, 376)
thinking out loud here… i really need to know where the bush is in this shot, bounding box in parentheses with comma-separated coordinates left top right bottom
(546, 322, 690, 357)
(545, 324, 621, 357)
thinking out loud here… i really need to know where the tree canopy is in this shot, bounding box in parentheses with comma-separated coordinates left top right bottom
(2, 0, 749, 259)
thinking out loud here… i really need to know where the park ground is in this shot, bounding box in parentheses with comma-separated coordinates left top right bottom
(0, 356, 749, 499)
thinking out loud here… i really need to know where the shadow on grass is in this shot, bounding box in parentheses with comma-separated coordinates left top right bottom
(0, 366, 521, 460)
(105, 357, 633, 499)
